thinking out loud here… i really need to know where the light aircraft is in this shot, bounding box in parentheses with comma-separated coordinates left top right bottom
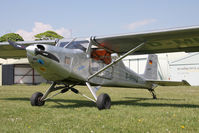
(2, 26, 199, 110)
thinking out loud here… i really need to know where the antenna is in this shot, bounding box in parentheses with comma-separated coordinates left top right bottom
(70, 29, 73, 38)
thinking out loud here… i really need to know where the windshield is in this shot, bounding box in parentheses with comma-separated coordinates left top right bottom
(59, 40, 89, 52)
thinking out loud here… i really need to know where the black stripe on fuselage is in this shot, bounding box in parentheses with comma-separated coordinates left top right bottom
(35, 49, 60, 63)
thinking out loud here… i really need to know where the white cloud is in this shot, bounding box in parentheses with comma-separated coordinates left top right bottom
(127, 19, 157, 30)
(55, 28, 71, 39)
(16, 22, 71, 41)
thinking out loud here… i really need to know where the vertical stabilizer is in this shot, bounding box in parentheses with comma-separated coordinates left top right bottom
(143, 54, 158, 80)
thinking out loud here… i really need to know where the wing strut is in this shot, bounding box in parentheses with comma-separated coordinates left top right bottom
(88, 42, 145, 80)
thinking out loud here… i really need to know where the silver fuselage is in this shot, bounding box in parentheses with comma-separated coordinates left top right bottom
(26, 40, 153, 89)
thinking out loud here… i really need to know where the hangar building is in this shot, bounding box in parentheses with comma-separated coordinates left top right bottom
(169, 53, 199, 86)
(0, 58, 47, 85)
(123, 52, 199, 86)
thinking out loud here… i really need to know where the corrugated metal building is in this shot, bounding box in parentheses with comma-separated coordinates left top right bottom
(169, 53, 199, 86)
(14, 64, 47, 85)
(123, 55, 147, 74)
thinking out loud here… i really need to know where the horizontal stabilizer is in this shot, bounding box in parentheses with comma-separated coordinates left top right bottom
(146, 80, 190, 86)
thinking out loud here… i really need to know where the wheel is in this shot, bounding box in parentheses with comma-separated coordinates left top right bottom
(152, 93, 157, 99)
(30, 92, 45, 106)
(151, 90, 157, 99)
(96, 93, 111, 110)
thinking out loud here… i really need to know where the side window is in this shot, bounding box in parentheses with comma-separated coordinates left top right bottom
(91, 49, 112, 64)
(65, 56, 71, 65)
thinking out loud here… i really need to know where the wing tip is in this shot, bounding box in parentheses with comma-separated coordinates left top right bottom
(8, 40, 26, 50)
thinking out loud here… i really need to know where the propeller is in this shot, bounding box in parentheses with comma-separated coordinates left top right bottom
(35, 48, 60, 63)
(8, 40, 59, 63)
(8, 40, 27, 50)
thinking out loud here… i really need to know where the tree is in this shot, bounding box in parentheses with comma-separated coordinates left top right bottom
(34, 31, 64, 40)
(0, 33, 24, 42)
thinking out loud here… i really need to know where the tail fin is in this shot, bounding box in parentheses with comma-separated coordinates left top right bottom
(143, 54, 158, 80)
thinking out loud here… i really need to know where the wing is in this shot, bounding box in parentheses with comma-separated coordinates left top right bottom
(146, 80, 190, 86)
(92, 26, 199, 54)
(0, 40, 56, 58)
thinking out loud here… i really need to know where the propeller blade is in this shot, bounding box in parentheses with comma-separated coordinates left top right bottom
(8, 40, 27, 50)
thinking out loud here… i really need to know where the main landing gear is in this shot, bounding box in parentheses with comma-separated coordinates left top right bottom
(30, 82, 111, 110)
(148, 89, 157, 99)
(96, 93, 111, 110)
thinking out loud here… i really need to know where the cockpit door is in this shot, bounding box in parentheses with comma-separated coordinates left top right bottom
(89, 59, 113, 79)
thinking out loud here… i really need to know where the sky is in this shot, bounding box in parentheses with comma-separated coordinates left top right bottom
(1, 0, 199, 40)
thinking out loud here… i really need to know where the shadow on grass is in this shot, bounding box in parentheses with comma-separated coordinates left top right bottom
(0, 97, 30, 101)
(124, 97, 185, 101)
(49, 99, 96, 108)
(0, 97, 96, 108)
(112, 100, 199, 108)
(1, 97, 199, 109)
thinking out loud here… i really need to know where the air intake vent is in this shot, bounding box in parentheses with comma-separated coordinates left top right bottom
(37, 45, 45, 51)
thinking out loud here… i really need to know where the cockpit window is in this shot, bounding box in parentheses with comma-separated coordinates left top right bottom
(59, 42, 69, 47)
(60, 41, 89, 52)
(66, 41, 88, 52)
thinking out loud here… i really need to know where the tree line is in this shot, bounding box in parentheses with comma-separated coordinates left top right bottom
(0, 31, 64, 42)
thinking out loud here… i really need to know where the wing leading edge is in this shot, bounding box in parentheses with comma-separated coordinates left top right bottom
(93, 26, 199, 54)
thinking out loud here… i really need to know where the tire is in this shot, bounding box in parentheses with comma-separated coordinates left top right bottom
(96, 93, 111, 110)
(30, 92, 45, 106)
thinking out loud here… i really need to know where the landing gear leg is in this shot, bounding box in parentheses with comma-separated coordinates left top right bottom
(30, 82, 57, 106)
(40, 82, 57, 101)
(148, 89, 157, 99)
(86, 82, 111, 110)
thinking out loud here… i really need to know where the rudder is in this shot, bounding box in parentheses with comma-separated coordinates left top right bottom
(143, 54, 158, 80)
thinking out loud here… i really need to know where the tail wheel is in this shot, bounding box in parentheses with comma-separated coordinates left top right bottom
(96, 93, 111, 110)
(30, 92, 45, 106)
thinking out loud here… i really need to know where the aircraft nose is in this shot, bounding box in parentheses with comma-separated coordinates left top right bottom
(26, 44, 46, 56)
(26, 44, 60, 63)
(26, 45, 36, 56)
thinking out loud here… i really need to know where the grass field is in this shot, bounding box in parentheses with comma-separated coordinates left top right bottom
(0, 84, 199, 133)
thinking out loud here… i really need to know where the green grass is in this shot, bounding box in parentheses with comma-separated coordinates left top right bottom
(0, 85, 199, 133)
